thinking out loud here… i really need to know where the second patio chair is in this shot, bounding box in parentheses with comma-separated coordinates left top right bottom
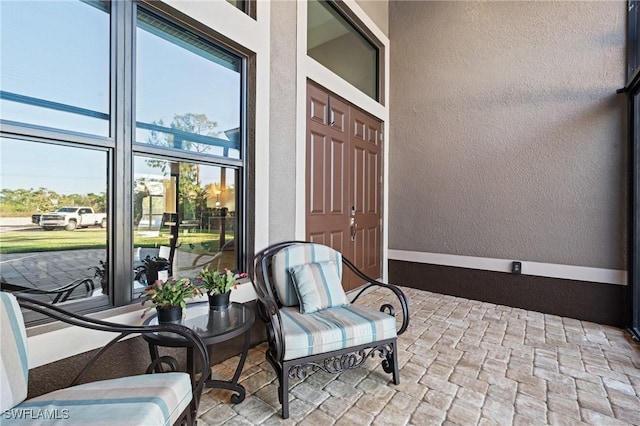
(252, 241, 409, 419)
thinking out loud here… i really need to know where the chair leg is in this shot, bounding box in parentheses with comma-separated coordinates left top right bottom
(391, 341, 400, 385)
(279, 367, 289, 419)
(382, 340, 400, 385)
(266, 350, 289, 419)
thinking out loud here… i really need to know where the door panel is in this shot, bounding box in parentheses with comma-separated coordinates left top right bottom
(308, 232, 326, 245)
(309, 131, 327, 214)
(306, 84, 351, 273)
(309, 89, 328, 125)
(330, 138, 346, 214)
(329, 96, 347, 133)
(350, 107, 382, 284)
(306, 81, 382, 291)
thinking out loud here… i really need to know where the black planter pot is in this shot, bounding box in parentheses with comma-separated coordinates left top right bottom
(156, 306, 183, 323)
(208, 291, 231, 311)
(146, 271, 159, 286)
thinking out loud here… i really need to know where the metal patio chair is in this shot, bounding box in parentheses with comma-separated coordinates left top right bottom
(252, 241, 410, 418)
(0, 291, 209, 425)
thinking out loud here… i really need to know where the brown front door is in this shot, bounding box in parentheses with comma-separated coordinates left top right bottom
(305, 81, 382, 291)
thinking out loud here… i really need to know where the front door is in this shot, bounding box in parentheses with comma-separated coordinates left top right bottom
(305, 81, 382, 291)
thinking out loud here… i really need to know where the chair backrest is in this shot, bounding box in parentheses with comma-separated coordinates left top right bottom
(0, 292, 29, 410)
(271, 243, 342, 306)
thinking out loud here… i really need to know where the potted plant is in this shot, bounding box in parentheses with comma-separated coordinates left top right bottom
(141, 255, 170, 286)
(141, 277, 202, 323)
(196, 268, 247, 310)
(89, 260, 108, 296)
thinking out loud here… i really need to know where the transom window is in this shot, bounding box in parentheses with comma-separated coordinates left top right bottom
(307, 0, 380, 100)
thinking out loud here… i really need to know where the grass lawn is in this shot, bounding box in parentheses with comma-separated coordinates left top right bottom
(0, 229, 230, 254)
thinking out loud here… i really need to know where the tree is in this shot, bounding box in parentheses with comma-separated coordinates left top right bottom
(145, 113, 219, 222)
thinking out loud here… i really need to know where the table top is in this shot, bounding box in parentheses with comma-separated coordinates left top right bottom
(142, 301, 255, 346)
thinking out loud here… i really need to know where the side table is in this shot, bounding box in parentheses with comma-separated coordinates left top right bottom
(143, 301, 255, 406)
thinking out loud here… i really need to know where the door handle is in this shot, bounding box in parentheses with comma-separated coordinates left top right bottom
(350, 217, 357, 241)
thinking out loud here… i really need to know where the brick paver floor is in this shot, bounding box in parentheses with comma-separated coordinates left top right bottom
(197, 287, 640, 425)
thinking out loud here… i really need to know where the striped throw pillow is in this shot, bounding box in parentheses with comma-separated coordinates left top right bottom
(289, 260, 350, 314)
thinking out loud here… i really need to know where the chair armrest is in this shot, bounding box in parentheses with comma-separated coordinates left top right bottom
(254, 298, 285, 361)
(15, 294, 210, 405)
(251, 245, 298, 363)
(342, 257, 410, 335)
(4, 278, 95, 303)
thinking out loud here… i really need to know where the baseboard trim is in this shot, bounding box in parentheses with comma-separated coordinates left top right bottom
(388, 260, 626, 326)
(388, 249, 627, 286)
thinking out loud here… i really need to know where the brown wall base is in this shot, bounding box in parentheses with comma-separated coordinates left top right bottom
(389, 260, 626, 327)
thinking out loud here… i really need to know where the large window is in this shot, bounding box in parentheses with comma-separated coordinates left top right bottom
(0, 0, 247, 319)
(307, 0, 379, 100)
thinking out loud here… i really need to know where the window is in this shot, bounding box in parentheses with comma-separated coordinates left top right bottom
(133, 156, 239, 291)
(0, 1, 248, 320)
(135, 9, 242, 160)
(133, 8, 244, 296)
(307, 0, 379, 100)
(0, 138, 108, 307)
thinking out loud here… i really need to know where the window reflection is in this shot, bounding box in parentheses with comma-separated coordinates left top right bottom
(0, 138, 108, 303)
(135, 9, 242, 159)
(0, 0, 110, 136)
(133, 156, 237, 291)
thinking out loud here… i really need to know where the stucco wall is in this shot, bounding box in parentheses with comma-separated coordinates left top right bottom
(389, 1, 627, 270)
(269, 0, 298, 243)
(355, 0, 388, 36)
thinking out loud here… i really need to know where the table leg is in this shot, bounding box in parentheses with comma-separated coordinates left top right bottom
(187, 346, 199, 421)
(147, 342, 162, 373)
(205, 328, 251, 403)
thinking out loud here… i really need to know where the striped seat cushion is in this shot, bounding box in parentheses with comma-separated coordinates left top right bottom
(4, 373, 192, 426)
(280, 304, 397, 361)
(0, 292, 29, 411)
(273, 243, 343, 306)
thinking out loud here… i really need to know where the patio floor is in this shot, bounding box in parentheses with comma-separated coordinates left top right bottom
(197, 287, 640, 425)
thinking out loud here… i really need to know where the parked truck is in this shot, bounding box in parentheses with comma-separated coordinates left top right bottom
(39, 207, 107, 231)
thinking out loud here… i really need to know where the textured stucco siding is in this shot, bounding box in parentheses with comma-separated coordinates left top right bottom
(356, 0, 389, 36)
(269, 0, 298, 243)
(389, 1, 627, 270)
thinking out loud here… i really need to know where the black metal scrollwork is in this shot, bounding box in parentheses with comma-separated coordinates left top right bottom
(288, 343, 394, 379)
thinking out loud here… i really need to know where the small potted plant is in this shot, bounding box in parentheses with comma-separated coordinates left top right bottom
(141, 277, 202, 323)
(141, 255, 170, 286)
(196, 268, 247, 310)
(89, 260, 108, 296)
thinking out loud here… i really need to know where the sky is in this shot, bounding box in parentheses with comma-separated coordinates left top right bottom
(0, 0, 241, 195)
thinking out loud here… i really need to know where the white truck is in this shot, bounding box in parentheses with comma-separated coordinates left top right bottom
(39, 207, 107, 231)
